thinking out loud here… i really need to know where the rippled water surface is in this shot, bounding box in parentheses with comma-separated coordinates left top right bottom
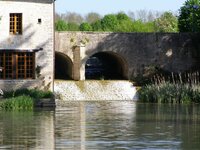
(0, 102, 200, 150)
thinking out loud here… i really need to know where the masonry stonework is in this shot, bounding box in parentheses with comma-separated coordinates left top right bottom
(55, 32, 200, 80)
(0, 0, 54, 91)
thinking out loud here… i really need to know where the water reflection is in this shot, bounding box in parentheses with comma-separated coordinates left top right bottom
(0, 102, 200, 150)
(0, 110, 55, 150)
(55, 102, 200, 150)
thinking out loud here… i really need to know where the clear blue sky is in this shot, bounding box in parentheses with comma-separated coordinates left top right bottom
(55, 0, 186, 15)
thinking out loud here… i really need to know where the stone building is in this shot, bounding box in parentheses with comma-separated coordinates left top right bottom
(0, 0, 55, 91)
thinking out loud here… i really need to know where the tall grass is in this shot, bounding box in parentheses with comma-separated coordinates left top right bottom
(138, 72, 200, 104)
(0, 95, 34, 110)
(0, 89, 54, 111)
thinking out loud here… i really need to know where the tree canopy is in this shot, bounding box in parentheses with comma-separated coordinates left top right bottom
(55, 11, 180, 33)
(178, 0, 200, 32)
(154, 12, 178, 32)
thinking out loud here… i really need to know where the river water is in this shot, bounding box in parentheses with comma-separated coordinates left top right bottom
(0, 102, 200, 150)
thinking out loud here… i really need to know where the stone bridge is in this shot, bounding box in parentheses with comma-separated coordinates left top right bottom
(55, 32, 200, 81)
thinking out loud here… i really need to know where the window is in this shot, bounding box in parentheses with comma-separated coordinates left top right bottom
(0, 52, 35, 79)
(10, 13, 22, 35)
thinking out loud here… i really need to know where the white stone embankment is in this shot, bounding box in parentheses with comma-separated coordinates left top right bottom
(54, 80, 138, 102)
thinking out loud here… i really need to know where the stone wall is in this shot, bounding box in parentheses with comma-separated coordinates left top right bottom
(0, 0, 54, 91)
(55, 32, 200, 80)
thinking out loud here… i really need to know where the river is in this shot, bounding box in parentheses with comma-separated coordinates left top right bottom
(0, 101, 200, 150)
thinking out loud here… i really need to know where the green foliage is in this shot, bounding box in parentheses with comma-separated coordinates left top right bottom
(3, 89, 54, 99)
(115, 13, 135, 32)
(154, 12, 178, 32)
(138, 72, 200, 104)
(0, 89, 54, 111)
(67, 22, 79, 31)
(91, 20, 103, 31)
(55, 19, 68, 31)
(55, 20, 79, 31)
(132, 20, 155, 32)
(55, 11, 180, 32)
(116, 12, 130, 21)
(138, 83, 195, 103)
(116, 19, 134, 32)
(101, 14, 119, 31)
(0, 95, 34, 110)
(79, 22, 92, 31)
(178, 0, 200, 32)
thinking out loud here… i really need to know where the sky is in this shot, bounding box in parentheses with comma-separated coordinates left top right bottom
(55, 0, 186, 15)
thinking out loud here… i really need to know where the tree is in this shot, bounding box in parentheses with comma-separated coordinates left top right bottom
(101, 14, 119, 31)
(91, 20, 103, 31)
(178, 0, 200, 32)
(85, 12, 101, 24)
(116, 12, 134, 32)
(79, 22, 92, 31)
(132, 20, 154, 32)
(67, 22, 79, 31)
(55, 20, 68, 31)
(116, 12, 130, 21)
(154, 12, 178, 32)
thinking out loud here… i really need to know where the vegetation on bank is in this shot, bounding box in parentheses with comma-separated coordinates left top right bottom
(0, 95, 34, 110)
(138, 72, 200, 104)
(0, 89, 54, 111)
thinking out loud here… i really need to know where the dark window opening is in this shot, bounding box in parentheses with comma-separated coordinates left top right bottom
(38, 18, 42, 24)
(0, 52, 35, 79)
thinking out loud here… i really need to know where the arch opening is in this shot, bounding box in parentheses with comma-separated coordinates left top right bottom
(85, 52, 128, 80)
(55, 52, 73, 80)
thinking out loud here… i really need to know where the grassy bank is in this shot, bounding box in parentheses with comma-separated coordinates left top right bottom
(138, 72, 200, 104)
(0, 89, 54, 111)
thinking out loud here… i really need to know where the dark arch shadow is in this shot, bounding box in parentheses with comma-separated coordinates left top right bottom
(85, 52, 128, 80)
(55, 52, 73, 80)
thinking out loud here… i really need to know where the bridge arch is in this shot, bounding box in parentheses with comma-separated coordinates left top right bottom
(55, 52, 73, 80)
(85, 51, 128, 80)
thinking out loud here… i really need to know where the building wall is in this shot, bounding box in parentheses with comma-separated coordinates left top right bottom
(0, 0, 54, 91)
(55, 32, 200, 80)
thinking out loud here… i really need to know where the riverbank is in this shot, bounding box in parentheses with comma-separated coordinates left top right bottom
(0, 89, 55, 110)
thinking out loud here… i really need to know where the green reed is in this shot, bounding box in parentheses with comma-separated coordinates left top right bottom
(138, 72, 200, 104)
